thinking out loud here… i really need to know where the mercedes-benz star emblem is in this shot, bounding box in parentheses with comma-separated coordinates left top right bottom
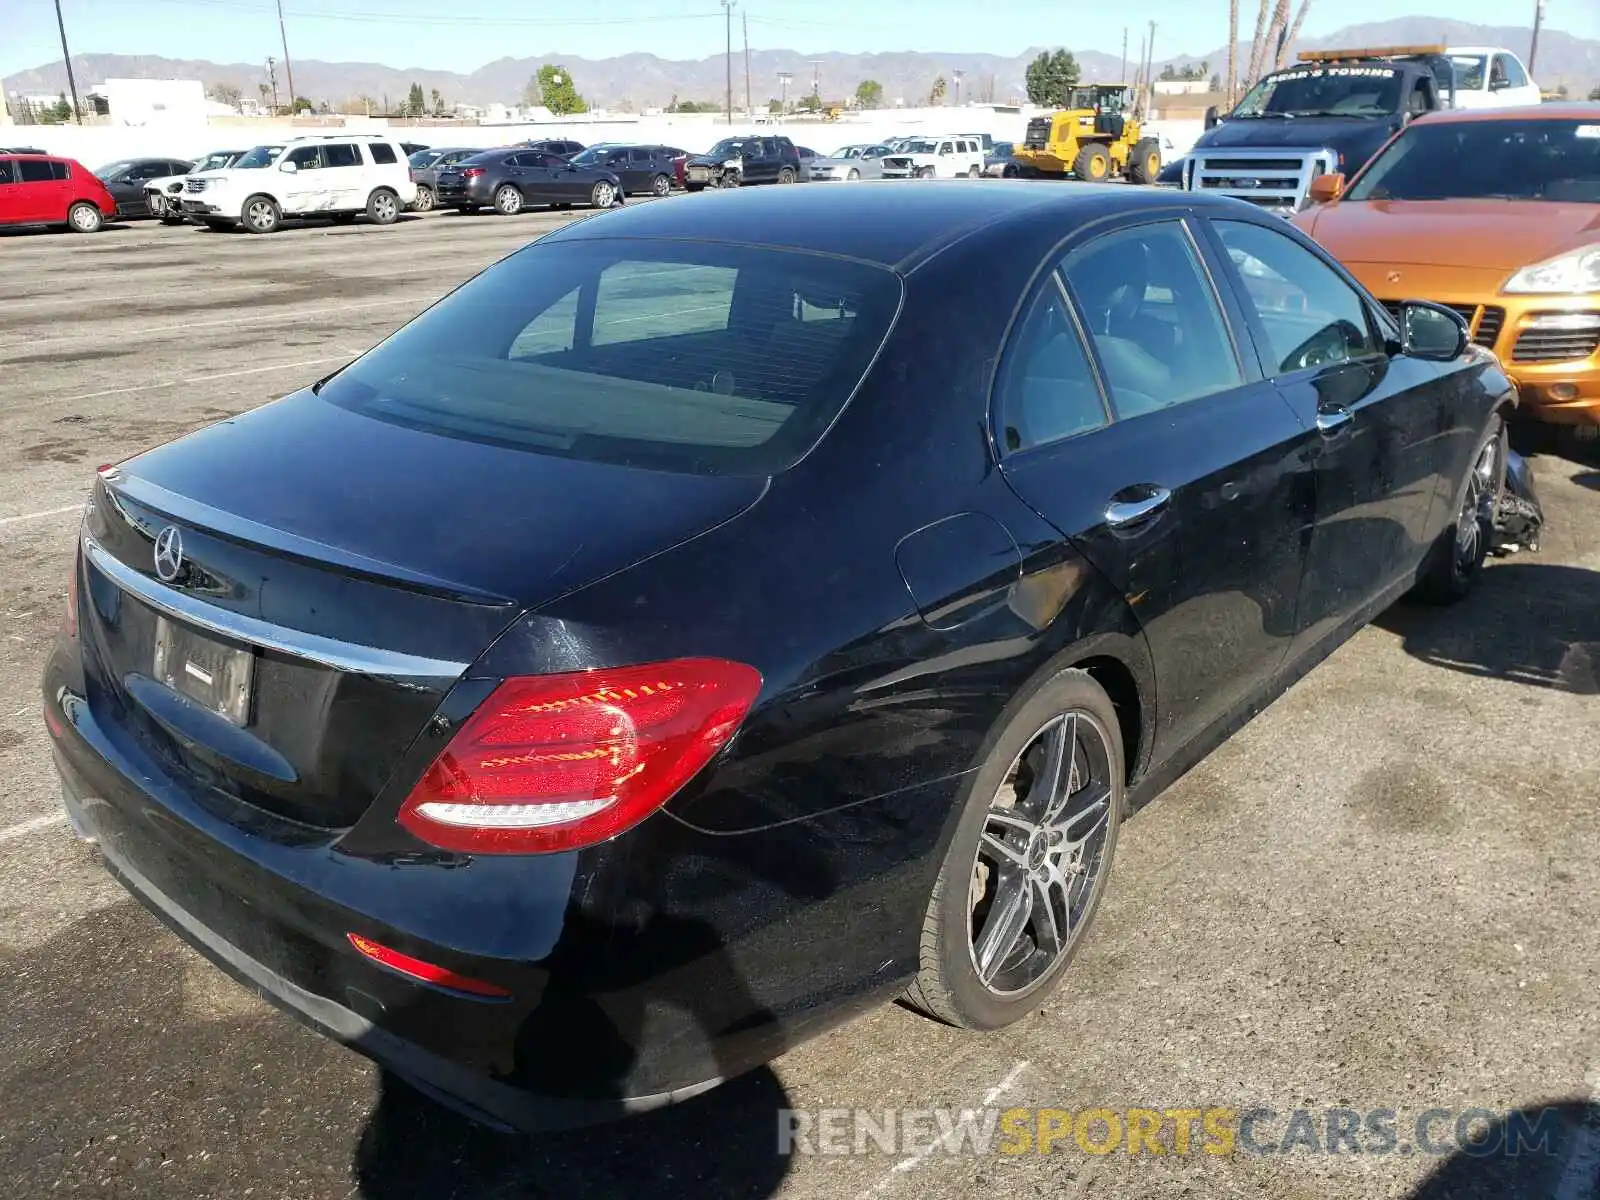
(153, 525, 184, 583)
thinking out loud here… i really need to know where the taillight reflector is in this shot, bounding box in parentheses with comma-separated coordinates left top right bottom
(461, 167, 485, 179)
(346, 932, 511, 999)
(397, 658, 762, 854)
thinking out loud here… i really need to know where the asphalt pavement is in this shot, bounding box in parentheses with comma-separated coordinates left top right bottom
(1, 204, 1597, 1200)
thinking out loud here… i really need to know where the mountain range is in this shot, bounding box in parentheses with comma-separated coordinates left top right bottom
(5, 17, 1597, 112)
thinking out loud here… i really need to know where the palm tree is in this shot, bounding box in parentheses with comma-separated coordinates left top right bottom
(1246, 0, 1271, 85)
(1278, 0, 1312, 70)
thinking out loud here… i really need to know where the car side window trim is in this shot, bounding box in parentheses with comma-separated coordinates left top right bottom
(1196, 214, 1393, 381)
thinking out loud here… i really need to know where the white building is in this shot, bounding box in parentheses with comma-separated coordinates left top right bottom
(85, 78, 208, 126)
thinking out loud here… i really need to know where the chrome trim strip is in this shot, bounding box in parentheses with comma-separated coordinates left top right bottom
(82, 533, 470, 680)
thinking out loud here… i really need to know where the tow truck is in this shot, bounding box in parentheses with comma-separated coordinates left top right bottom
(1160, 44, 1458, 216)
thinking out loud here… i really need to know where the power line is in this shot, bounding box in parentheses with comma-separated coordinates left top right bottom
(129, 0, 726, 27)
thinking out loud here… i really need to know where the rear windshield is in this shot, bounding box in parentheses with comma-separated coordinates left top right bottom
(317, 238, 902, 475)
(1346, 118, 1600, 203)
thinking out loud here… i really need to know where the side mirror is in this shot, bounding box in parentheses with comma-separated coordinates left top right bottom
(1204, 105, 1220, 130)
(279, 160, 298, 174)
(1398, 300, 1468, 361)
(1307, 172, 1345, 204)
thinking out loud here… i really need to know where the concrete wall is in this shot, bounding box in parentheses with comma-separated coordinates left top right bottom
(9, 106, 1204, 168)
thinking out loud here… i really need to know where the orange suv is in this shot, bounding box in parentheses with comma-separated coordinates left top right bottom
(1293, 104, 1600, 434)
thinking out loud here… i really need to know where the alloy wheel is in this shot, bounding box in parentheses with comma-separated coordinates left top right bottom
(372, 192, 398, 223)
(1454, 433, 1499, 568)
(652, 174, 670, 197)
(413, 186, 435, 212)
(496, 185, 522, 215)
(69, 204, 101, 232)
(967, 711, 1114, 997)
(245, 200, 277, 232)
(593, 182, 615, 207)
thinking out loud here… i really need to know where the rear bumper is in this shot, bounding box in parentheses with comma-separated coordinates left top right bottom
(42, 637, 938, 1129)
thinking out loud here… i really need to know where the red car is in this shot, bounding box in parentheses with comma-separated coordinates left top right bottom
(0, 153, 118, 233)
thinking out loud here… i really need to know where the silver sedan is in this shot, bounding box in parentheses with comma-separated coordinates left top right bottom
(806, 144, 895, 181)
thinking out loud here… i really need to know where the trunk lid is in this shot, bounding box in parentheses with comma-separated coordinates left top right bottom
(79, 389, 766, 830)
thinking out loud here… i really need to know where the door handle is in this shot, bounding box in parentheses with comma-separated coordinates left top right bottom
(1104, 485, 1172, 529)
(1316, 406, 1353, 435)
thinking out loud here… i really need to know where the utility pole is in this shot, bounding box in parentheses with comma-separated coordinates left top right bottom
(1143, 21, 1157, 119)
(52, 0, 83, 124)
(1528, 0, 1546, 76)
(743, 11, 751, 118)
(266, 56, 281, 114)
(274, 0, 297, 112)
(809, 58, 822, 109)
(721, 0, 736, 124)
(952, 68, 964, 106)
(1121, 27, 1128, 83)
(778, 70, 792, 115)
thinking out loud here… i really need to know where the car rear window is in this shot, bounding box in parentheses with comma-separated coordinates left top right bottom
(370, 142, 397, 165)
(18, 159, 57, 183)
(318, 239, 902, 475)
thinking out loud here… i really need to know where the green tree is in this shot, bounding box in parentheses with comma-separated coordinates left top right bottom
(292, 96, 313, 113)
(430, 87, 445, 116)
(1024, 49, 1081, 107)
(855, 79, 884, 109)
(1589, 85, 1600, 101)
(405, 82, 425, 117)
(767, 97, 784, 113)
(798, 92, 822, 112)
(929, 75, 947, 105)
(53, 92, 74, 121)
(527, 64, 588, 115)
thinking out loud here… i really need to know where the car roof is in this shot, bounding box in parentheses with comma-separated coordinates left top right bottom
(1411, 101, 1600, 125)
(540, 180, 1225, 271)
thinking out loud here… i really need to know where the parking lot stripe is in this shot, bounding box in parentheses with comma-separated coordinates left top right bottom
(51, 355, 354, 405)
(860, 1059, 1031, 1196)
(0, 813, 65, 844)
(0, 504, 82, 527)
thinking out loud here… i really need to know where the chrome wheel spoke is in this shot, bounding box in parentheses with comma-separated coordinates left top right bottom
(980, 828, 1030, 871)
(1031, 874, 1062, 957)
(986, 808, 1035, 838)
(1055, 785, 1111, 848)
(974, 873, 1033, 984)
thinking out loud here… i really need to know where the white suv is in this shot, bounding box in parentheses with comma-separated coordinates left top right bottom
(178, 134, 417, 234)
(880, 136, 986, 180)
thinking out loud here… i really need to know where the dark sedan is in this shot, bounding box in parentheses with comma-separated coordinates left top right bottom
(434, 147, 622, 215)
(91, 156, 194, 217)
(407, 146, 483, 211)
(567, 143, 685, 197)
(45, 183, 1511, 1132)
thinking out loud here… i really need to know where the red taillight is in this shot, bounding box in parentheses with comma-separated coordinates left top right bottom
(397, 658, 762, 854)
(346, 933, 512, 999)
(461, 167, 485, 180)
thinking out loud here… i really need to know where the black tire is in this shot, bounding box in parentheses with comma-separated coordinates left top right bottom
(367, 188, 400, 225)
(451, 205, 479, 215)
(494, 184, 524, 215)
(240, 195, 280, 234)
(67, 202, 103, 234)
(1073, 144, 1111, 182)
(650, 173, 671, 197)
(847, 168, 860, 181)
(917, 166, 935, 180)
(1413, 414, 1507, 605)
(330, 213, 358, 225)
(201, 218, 232, 232)
(159, 209, 186, 226)
(967, 164, 981, 178)
(1127, 138, 1162, 184)
(685, 183, 706, 194)
(777, 166, 797, 184)
(904, 667, 1125, 1029)
(411, 184, 435, 212)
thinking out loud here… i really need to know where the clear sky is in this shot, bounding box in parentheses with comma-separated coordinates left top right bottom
(5, 0, 1594, 78)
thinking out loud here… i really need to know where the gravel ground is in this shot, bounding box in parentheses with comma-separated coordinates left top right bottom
(1, 207, 1596, 1200)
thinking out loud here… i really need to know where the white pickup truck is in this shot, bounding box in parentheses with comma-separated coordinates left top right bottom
(1444, 46, 1544, 108)
(880, 136, 986, 180)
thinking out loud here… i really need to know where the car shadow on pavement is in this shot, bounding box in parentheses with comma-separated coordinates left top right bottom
(356, 1064, 792, 1199)
(1407, 1099, 1600, 1199)
(1377, 563, 1600, 695)
(1573, 471, 1600, 492)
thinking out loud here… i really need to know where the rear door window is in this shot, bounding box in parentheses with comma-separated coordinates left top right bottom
(318, 239, 903, 475)
(18, 160, 55, 183)
(323, 143, 361, 168)
(0, 160, 15, 184)
(285, 145, 321, 169)
(369, 142, 397, 165)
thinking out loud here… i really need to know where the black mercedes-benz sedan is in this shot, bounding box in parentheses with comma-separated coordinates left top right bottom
(44, 183, 1512, 1131)
(434, 148, 622, 215)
